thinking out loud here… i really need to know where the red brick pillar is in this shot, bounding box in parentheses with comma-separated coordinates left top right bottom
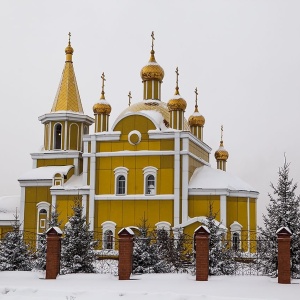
(46, 227, 63, 279)
(277, 227, 292, 284)
(194, 225, 210, 281)
(118, 227, 134, 280)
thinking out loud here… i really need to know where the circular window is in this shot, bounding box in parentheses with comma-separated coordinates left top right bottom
(128, 130, 141, 145)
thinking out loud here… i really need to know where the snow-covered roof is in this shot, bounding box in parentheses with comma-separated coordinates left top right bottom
(0, 195, 20, 221)
(174, 216, 227, 231)
(61, 173, 89, 190)
(189, 165, 257, 193)
(18, 165, 73, 181)
(276, 226, 292, 235)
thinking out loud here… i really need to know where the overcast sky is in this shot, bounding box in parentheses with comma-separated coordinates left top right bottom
(1, 0, 300, 225)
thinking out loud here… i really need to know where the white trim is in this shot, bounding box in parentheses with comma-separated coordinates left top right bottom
(51, 195, 57, 208)
(50, 188, 90, 196)
(188, 188, 259, 198)
(36, 202, 50, 234)
(83, 141, 88, 185)
(32, 159, 37, 169)
(49, 121, 52, 150)
(69, 123, 79, 151)
(95, 194, 174, 200)
(114, 167, 129, 196)
(220, 195, 227, 227)
(101, 221, 117, 250)
(247, 197, 250, 250)
(19, 187, 25, 231)
(155, 221, 171, 231)
(74, 157, 79, 176)
(89, 135, 96, 231)
(31, 151, 82, 160)
(174, 132, 180, 226)
(19, 180, 53, 187)
(143, 166, 158, 196)
(152, 80, 154, 99)
(181, 137, 189, 222)
(83, 132, 121, 142)
(128, 130, 142, 145)
(87, 150, 174, 158)
(53, 122, 63, 150)
(64, 120, 68, 150)
(82, 195, 87, 217)
(39, 112, 94, 125)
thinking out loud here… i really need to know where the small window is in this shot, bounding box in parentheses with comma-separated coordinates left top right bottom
(146, 175, 155, 195)
(54, 123, 62, 150)
(40, 219, 46, 228)
(117, 175, 126, 195)
(104, 230, 113, 250)
(232, 232, 240, 251)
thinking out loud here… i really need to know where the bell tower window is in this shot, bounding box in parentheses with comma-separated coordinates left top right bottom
(54, 123, 62, 150)
(143, 166, 158, 196)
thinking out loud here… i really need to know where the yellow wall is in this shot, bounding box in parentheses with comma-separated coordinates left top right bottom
(188, 195, 220, 220)
(37, 158, 74, 168)
(0, 226, 13, 238)
(94, 200, 173, 232)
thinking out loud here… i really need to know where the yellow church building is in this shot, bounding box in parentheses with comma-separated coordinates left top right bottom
(11, 33, 258, 250)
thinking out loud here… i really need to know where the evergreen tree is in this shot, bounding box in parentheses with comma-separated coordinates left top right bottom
(60, 199, 98, 274)
(206, 203, 235, 275)
(33, 207, 62, 270)
(258, 159, 300, 277)
(0, 214, 32, 271)
(132, 218, 159, 273)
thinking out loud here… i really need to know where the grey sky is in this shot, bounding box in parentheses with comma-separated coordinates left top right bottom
(1, 0, 300, 225)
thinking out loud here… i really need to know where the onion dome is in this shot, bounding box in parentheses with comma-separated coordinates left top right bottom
(140, 50, 164, 82)
(167, 67, 187, 111)
(140, 32, 164, 82)
(93, 72, 111, 115)
(215, 140, 229, 161)
(188, 88, 205, 126)
(65, 43, 74, 55)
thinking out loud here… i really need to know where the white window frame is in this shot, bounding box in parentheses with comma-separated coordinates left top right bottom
(53, 122, 62, 150)
(101, 221, 117, 250)
(143, 166, 158, 196)
(230, 221, 243, 250)
(114, 167, 129, 196)
(155, 221, 171, 231)
(36, 202, 50, 234)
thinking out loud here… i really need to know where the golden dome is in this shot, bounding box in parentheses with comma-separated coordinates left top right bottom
(140, 50, 164, 82)
(93, 100, 111, 115)
(167, 95, 187, 111)
(65, 44, 74, 55)
(214, 141, 229, 161)
(188, 111, 205, 127)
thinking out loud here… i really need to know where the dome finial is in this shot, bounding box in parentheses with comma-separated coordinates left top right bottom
(194, 87, 199, 112)
(68, 32, 71, 46)
(151, 31, 155, 51)
(175, 67, 180, 95)
(220, 125, 224, 144)
(128, 91, 132, 106)
(65, 32, 74, 61)
(100, 72, 106, 100)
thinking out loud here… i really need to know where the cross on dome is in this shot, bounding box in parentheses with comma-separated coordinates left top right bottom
(128, 91, 132, 106)
(100, 72, 106, 100)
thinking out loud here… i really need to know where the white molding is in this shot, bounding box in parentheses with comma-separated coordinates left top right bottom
(64, 120, 67, 150)
(94, 194, 174, 200)
(51, 195, 57, 208)
(155, 221, 171, 230)
(89, 135, 96, 231)
(181, 137, 189, 222)
(19, 187, 25, 231)
(19, 180, 52, 187)
(39, 112, 94, 125)
(36, 202, 50, 234)
(174, 132, 180, 226)
(83, 131, 121, 142)
(220, 195, 227, 227)
(188, 188, 259, 198)
(101, 221, 117, 250)
(50, 188, 90, 196)
(31, 151, 82, 160)
(114, 167, 129, 196)
(82, 195, 87, 217)
(83, 150, 174, 158)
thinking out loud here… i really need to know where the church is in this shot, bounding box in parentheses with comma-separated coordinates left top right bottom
(1, 33, 259, 250)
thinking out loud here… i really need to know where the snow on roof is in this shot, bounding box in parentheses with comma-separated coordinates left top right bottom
(175, 216, 227, 231)
(194, 225, 210, 234)
(0, 195, 20, 221)
(276, 226, 292, 235)
(139, 110, 168, 131)
(62, 173, 89, 190)
(18, 165, 73, 181)
(46, 226, 63, 235)
(189, 165, 256, 192)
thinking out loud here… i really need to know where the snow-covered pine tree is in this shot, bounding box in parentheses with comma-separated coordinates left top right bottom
(206, 203, 235, 275)
(258, 159, 300, 277)
(60, 198, 98, 274)
(0, 214, 32, 271)
(33, 207, 62, 270)
(132, 218, 159, 273)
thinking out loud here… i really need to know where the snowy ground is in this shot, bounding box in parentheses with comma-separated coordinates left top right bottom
(0, 272, 299, 300)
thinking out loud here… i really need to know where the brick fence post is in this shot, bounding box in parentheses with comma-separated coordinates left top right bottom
(118, 227, 134, 280)
(45, 227, 63, 279)
(194, 225, 210, 281)
(276, 227, 292, 284)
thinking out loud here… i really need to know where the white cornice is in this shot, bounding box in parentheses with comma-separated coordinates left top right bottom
(95, 194, 174, 200)
(83, 131, 121, 142)
(50, 188, 90, 196)
(188, 188, 259, 198)
(18, 180, 52, 187)
(31, 151, 82, 160)
(83, 150, 175, 158)
(39, 112, 94, 125)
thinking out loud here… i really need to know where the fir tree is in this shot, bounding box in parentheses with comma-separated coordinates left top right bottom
(206, 203, 235, 275)
(33, 207, 62, 270)
(258, 159, 300, 277)
(60, 199, 98, 274)
(0, 214, 32, 271)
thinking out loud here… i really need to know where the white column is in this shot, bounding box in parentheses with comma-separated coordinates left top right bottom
(220, 195, 227, 228)
(247, 197, 250, 251)
(32, 159, 37, 169)
(49, 121, 52, 149)
(83, 141, 88, 185)
(74, 157, 79, 175)
(181, 136, 189, 222)
(19, 187, 25, 231)
(82, 194, 87, 218)
(89, 135, 96, 230)
(64, 120, 68, 150)
(174, 132, 180, 226)
(51, 195, 57, 209)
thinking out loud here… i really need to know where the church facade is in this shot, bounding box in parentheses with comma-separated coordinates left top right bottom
(14, 34, 258, 250)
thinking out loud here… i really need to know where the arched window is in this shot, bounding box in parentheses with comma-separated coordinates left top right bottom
(54, 123, 62, 150)
(36, 202, 50, 235)
(232, 232, 240, 251)
(117, 175, 126, 195)
(146, 175, 155, 195)
(69, 123, 79, 150)
(143, 166, 158, 196)
(104, 230, 113, 250)
(114, 167, 129, 196)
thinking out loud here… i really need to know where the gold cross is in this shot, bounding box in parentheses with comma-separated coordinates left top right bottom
(151, 31, 155, 51)
(68, 32, 71, 45)
(175, 67, 179, 94)
(194, 87, 198, 110)
(128, 91, 132, 106)
(100, 72, 106, 99)
(221, 125, 224, 141)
